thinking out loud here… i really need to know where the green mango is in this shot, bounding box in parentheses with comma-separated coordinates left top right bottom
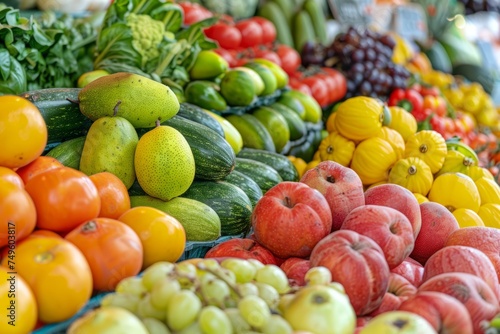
(189, 50, 229, 80)
(184, 81, 227, 111)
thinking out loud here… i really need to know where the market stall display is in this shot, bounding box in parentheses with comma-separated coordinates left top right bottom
(3, 0, 500, 333)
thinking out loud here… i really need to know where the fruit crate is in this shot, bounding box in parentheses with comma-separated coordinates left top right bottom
(33, 234, 245, 334)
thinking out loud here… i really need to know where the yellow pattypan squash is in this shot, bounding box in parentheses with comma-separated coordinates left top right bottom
(375, 127, 405, 160)
(467, 166, 495, 182)
(413, 193, 429, 204)
(334, 96, 384, 141)
(475, 177, 500, 205)
(435, 150, 475, 177)
(452, 208, 485, 228)
(388, 157, 433, 196)
(387, 106, 417, 141)
(478, 203, 500, 228)
(350, 137, 397, 186)
(317, 132, 356, 167)
(405, 130, 447, 174)
(428, 172, 481, 212)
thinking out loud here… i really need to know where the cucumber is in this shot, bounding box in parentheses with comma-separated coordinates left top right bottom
(224, 170, 263, 209)
(45, 136, 86, 170)
(181, 181, 252, 236)
(234, 157, 283, 194)
(237, 148, 299, 182)
(177, 103, 225, 137)
(128, 179, 146, 196)
(164, 116, 236, 181)
(19, 88, 92, 145)
(130, 195, 221, 241)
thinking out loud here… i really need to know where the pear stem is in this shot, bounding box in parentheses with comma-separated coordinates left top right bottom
(113, 100, 121, 116)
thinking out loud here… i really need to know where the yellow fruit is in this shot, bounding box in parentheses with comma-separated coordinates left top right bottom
(428, 173, 481, 212)
(467, 166, 495, 181)
(452, 208, 485, 228)
(435, 150, 474, 177)
(375, 127, 405, 160)
(387, 106, 417, 141)
(413, 193, 429, 204)
(388, 157, 433, 196)
(476, 108, 499, 127)
(317, 132, 356, 167)
(475, 177, 500, 205)
(478, 203, 500, 228)
(366, 181, 387, 191)
(350, 137, 397, 186)
(326, 111, 337, 133)
(405, 130, 447, 174)
(204, 110, 243, 154)
(288, 156, 307, 178)
(334, 97, 384, 141)
(304, 160, 320, 173)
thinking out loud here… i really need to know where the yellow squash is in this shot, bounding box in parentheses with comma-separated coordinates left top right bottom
(475, 177, 500, 205)
(287, 156, 307, 179)
(325, 112, 337, 133)
(452, 208, 485, 228)
(413, 193, 429, 204)
(350, 137, 397, 186)
(387, 106, 417, 141)
(435, 150, 475, 177)
(405, 130, 447, 174)
(317, 131, 356, 167)
(467, 166, 495, 181)
(428, 172, 481, 212)
(478, 203, 500, 228)
(375, 127, 405, 160)
(388, 157, 433, 196)
(334, 97, 384, 141)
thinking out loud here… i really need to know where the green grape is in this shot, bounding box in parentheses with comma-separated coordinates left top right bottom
(237, 282, 259, 297)
(100, 293, 140, 314)
(142, 317, 171, 334)
(174, 322, 203, 334)
(198, 258, 220, 270)
(238, 295, 271, 330)
(166, 290, 202, 331)
(255, 282, 280, 310)
(490, 317, 500, 329)
(175, 262, 198, 289)
(137, 294, 166, 321)
(277, 294, 295, 315)
(198, 305, 232, 334)
(221, 258, 257, 283)
(247, 259, 265, 271)
(255, 265, 290, 294)
(261, 315, 293, 334)
(115, 277, 148, 297)
(224, 308, 251, 333)
(200, 276, 230, 306)
(142, 262, 175, 291)
(304, 266, 332, 286)
(216, 267, 237, 285)
(150, 278, 181, 310)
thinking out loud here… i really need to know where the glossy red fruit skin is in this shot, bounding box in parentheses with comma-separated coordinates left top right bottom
(204, 238, 277, 265)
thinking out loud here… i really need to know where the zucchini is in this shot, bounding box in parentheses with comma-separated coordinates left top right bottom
(130, 195, 221, 241)
(19, 88, 92, 144)
(45, 136, 86, 170)
(237, 148, 299, 181)
(234, 157, 283, 194)
(177, 103, 225, 137)
(164, 116, 236, 181)
(224, 170, 263, 209)
(181, 181, 252, 236)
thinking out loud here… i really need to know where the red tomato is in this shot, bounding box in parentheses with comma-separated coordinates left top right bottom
(214, 48, 237, 67)
(218, 14, 235, 25)
(322, 68, 347, 102)
(178, 2, 213, 26)
(275, 44, 301, 75)
(250, 17, 277, 44)
(288, 78, 312, 95)
(253, 49, 282, 66)
(316, 73, 337, 105)
(235, 19, 263, 48)
(204, 23, 242, 50)
(429, 115, 446, 135)
(301, 76, 329, 107)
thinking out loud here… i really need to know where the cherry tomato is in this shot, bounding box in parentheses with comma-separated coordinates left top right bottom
(235, 19, 263, 48)
(429, 115, 446, 135)
(178, 2, 213, 26)
(204, 23, 242, 50)
(420, 85, 440, 97)
(320, 68, 347, 103)
(253, 48, 282, 66)
(288, 77, 312, 95)
(275, 44, 301, 75)
(301, 76, 329, 107)
(316, 73, 337, 105)
(250, 17, 276, 44)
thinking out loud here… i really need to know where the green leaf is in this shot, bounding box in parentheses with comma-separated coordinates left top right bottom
(0, 48, 10, 80)
(0, 56, 26, 95)
(94, 22, 141, 70)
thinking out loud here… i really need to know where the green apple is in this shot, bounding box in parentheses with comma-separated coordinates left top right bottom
(283, 285, 356, 334)
(359, 311, 438, 334)
(77, 70, 110, 88)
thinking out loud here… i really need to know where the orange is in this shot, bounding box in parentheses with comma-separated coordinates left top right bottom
(0, 166, 24, 189)
(89, 172, 131, 219)
(16, 156, 63, 184)
(119, 207, 186, 269)
(0, 96, 47, 168)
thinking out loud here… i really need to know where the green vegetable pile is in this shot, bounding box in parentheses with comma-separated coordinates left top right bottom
(0, 5, 101, 94)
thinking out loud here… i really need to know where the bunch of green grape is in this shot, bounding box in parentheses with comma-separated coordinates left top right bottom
(99, 258, 331, 334)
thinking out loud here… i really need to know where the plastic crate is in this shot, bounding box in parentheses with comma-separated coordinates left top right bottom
(34, 234, 245, 334)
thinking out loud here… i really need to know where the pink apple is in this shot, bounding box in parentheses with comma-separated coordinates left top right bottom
(252, 181, 332, 258)
(398, 291, 473, 333)
(423, 245, 499, 299)
(340, 205, 414, 269)
(310, 230, 390, 316)
(410, 202, 459, 265)
(204, 238, 277, 265)
(280, 257, 310, 287)
(364, 183, 422, 237)
(368, 273, 417, 317)
(418, 272, 500, 334)
(391, 259, 424, 287)
(300, 161, 365, 231)
(367, 293, 402, 317)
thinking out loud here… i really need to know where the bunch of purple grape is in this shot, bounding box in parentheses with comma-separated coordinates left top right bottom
(458, 0, 500, 15)
(301, 27, 411, 99)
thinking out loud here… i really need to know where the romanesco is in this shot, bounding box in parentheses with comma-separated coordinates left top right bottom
(126, 13, 164, 67)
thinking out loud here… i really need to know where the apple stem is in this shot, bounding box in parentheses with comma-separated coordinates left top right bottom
(284, 196, 293, 208)
(326, 175, 335, 183)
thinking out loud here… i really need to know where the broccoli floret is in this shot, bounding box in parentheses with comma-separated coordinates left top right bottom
(126, 13, 164, 67)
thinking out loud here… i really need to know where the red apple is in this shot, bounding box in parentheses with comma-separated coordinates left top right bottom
(252, 181, 332, 258)
(300, 161, 365, 231)
(310, 230, 390, 316)
(391, 259, 424, 287)
(364, 183, 422, 238)
(418, 272, 500, 334)
(423, 245, 499, 298)
(367, 293, 403, 317)
(340, 205, 414, 269)
(368, 273, 417, 317)
(204, 238, 277, 265)
(410, 202, 459, 265)
(280, 257, 310, 287)
(398, 291, 473, 334)
(446, 227, 500, 281)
